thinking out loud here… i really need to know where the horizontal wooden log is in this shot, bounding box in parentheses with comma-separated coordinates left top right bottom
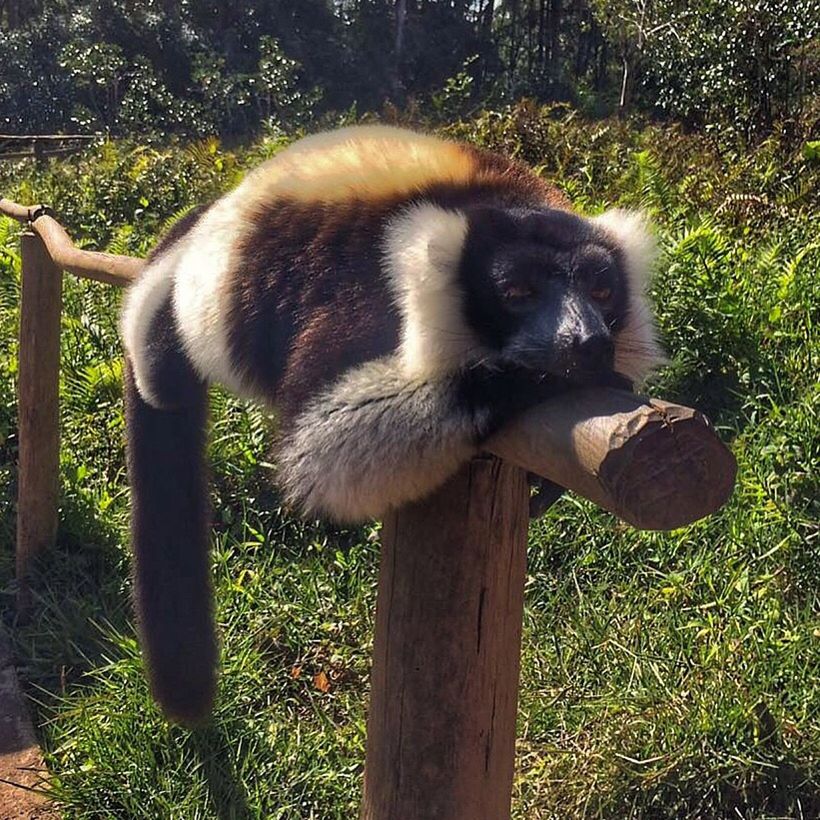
(0, 146, 90, 161)
(29, 215, 142, 285)
(487, 388, 737, 531)
(0, 133, 99, 141)
(0, 197, 142, 286)
(0, 197, 32, 221)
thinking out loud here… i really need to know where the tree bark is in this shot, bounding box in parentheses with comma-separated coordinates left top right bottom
(393, 0, 408, 102)
(16, 233, 63, 610)
(549, 0, 562, 91)
(361, 456, 529, 820)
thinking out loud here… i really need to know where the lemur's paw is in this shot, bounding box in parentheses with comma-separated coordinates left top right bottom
(528, 474, 565, 518)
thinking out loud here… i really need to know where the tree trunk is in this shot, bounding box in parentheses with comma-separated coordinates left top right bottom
(393, 0, 408, 102)
(619, 48, 631, 116)
(549, 0, 562, 92)
(481, 0, 495, 39)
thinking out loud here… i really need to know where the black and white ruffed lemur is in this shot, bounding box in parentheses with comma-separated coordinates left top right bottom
(120, 125, 663, 724)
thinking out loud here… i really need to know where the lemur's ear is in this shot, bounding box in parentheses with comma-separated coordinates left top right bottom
(591, 209, 657, 289)
(592, 209, 665, 385)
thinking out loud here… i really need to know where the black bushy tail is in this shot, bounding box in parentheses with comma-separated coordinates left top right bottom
(124, 359, 216, 726)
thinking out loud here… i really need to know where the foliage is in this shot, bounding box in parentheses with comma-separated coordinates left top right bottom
(639, 0, 820, 138)
(0, 1, 320, 137)
(2, 1, 818, 140)
(0, 104, 819, 816)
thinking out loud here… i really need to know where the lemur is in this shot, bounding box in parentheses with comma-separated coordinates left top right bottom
(120, 125, 663, 724)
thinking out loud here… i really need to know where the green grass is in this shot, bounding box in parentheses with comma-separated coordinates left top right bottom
(0, 106, 818, 818)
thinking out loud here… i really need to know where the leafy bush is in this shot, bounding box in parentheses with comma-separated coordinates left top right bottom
(2, 1, 818, 140)
(0, 3, 319, 137)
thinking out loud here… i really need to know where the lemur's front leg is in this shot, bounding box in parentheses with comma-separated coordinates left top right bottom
(277, 357, 561, 522)
(277, 357, 633, 523)
(455, 363, 570, 517)
(459, 364, 636, 518)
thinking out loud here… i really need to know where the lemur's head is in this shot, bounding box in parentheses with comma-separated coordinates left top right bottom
(384, 202, 663, 384)
(458, 206, 663, 385)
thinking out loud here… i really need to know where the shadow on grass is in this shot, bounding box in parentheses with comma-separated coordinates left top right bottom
(5, 496, 258, 817)
(189, 726, 253, 820)
(726, 759, 820, 819)
(569, 750, 820, 819)
(668, 757, 820, 820)
(5, 491, 132, 689)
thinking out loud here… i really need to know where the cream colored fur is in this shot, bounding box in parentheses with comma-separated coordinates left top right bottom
(238, 125, 475, 205)
(122, 129, 665, 526)
(121, 192, 255, 407)
(171, 191, 253, 398)
(383, 203, 482, 378)
(592, 209, 665, 382)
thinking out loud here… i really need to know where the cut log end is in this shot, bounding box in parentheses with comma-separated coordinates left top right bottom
(597, 399, 737, 530)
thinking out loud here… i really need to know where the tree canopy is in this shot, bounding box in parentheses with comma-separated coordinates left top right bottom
(2, 1, 818, 140)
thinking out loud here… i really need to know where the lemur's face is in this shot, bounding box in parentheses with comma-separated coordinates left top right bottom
(459, 207, 633, 383)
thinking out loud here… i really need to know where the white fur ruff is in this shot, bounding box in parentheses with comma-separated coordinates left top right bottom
(382, 203, 481, 379)
(277, 357, 478, 522)
(593, 209, 665, 383)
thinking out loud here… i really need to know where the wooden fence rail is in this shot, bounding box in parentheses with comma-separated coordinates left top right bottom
(1, 198, 141, 608)
(0, 134, 102, 163)
(0, 196, 737, 820)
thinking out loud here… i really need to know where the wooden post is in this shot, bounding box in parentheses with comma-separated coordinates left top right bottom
(362, 456, 530, 820)
(16, 232, 62, 608)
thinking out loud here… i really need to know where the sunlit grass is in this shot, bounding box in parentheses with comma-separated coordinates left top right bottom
(0, 108, 818, 818)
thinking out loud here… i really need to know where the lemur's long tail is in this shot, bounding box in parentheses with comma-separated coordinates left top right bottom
(124, 359, 216, 725)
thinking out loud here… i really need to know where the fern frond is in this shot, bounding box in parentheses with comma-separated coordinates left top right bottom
(159, 203, 200, 236)
(106, 224, 135, 257)
(185, 138, 222, 172)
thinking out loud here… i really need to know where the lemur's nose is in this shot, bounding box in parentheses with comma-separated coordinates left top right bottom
(572, 333, 614, 370)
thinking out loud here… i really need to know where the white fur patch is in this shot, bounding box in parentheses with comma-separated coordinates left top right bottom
(278, 357, 477, 522)
(592, 209, 665, 382)
(171, 191, 250, 397)
(383, 203, 481, 378)
(121, 191, 253, 406)
(120, 245, 180, 407)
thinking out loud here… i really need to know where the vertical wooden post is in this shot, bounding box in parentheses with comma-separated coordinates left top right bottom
(16, 231, 62, 608)
(362, 456, 530, 820)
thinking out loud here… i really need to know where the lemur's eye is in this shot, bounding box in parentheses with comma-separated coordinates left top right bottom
(502, 284, 535, 301)
(590, 286, 612, 302)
